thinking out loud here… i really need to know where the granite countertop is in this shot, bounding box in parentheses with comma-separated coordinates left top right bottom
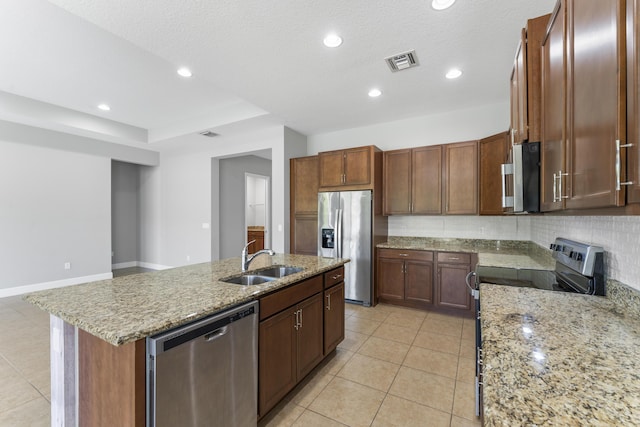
(480, 283, 640, 425)
(24, 254, 348, 346)
(378, 237, 555, 270)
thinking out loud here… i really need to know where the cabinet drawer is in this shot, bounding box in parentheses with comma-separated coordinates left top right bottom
(324, 266, 345, 288)
(436, 252, 471, 264)
(260, 275, 323, 321)
(378, 248, 433, 262)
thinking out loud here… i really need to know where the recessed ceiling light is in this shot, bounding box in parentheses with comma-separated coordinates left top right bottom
(177, 67, 193, 78)
(323, 33, 343, 48)
(368, 88, 382, 98)
(97, 103, 110, 111)
(446, 68, 463, 79)
(432, 0, 456, 10)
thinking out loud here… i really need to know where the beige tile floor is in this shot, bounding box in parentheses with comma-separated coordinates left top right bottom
(259, 303, 481, 427)
(0, 286, 480, 427)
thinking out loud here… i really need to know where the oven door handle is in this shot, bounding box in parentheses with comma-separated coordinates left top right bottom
(466, 271, 479, 299)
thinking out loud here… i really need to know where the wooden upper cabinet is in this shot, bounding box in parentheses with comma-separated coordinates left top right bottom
(565, 0, 625, 209)
(443, 141, 479, 215)
(511, 14, 551, 144)
(413, 146, 442, 214)
(319, 146, 377, 190)
(511, 33, 528, 144)
(541, 1, 566, 212)
(627, 0, 640, 203)
(291, 156, 319, 215)
(383, 146, 442, 215)
(541, 0, 625, 211)
(383, 149, 412, 215)
(479, 132, 510, 215)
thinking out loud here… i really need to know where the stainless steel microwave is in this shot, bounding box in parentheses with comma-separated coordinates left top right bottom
(501, 142, 540, 213)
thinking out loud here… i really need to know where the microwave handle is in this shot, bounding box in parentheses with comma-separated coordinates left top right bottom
(501, 163, 514, 208)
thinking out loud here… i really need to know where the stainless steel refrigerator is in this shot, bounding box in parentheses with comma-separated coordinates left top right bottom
(318, 190, 373, 306)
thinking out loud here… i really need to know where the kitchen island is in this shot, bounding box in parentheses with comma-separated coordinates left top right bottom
(24, 254, 348, 427)
(480, 283, 640, 425)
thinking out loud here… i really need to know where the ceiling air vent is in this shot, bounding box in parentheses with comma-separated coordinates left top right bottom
(199, 130, 219, 137)
(385, 50, 419, 72)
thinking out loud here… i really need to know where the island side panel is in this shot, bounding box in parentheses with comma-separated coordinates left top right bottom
(78, 329, 146, 427)
(50, 315, 77, 427)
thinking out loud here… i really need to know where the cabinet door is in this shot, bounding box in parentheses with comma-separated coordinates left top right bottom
(383, 149, 412, 215)
(405, 261, 433, 304)
(479, 132, 509, 215)
(344, 147, 371, 186)
(628, 0, 640, 203)
(291, 156, 319, 215)
(377, 257, 405, 301)
(513, 32, 528, 144)
(324, 283, 345, 354)
(565, 0, 625, 209)
(296, 293, 324, 380)
(413, 146, 443, 214)
(292, 216, 317, 256)
(437, 264, 472, 311)
(259, 309, 297, 416)
(319, 150, 345, 187)
(444, 141, 479, 214)
(541, 1, 566, 212)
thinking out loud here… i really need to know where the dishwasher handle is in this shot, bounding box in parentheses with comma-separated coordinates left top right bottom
(204, 326, 228, 342)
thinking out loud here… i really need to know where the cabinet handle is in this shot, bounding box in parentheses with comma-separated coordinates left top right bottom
(448, 257, 460, 260)
(399, 253, 408, 257)
(299, 309, 303, 329)
(294, 310, 299, 330)
(552, 172, 558, 202)
(332, 274, 342, 280)
(615, 140, 634, 190)
(326, 294, 331, 311)
(557, 170, 569, 200)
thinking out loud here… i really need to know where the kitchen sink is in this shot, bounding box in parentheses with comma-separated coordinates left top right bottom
(222, 274, 276, 285)
(256, 266, 304, 278)
(222, 265, 303, 285)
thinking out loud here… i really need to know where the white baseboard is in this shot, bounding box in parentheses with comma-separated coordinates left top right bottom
(111, 261, 172, 271)
(111, 261, 137, 269)
(137, 262, 172, 270)
(0, 273, 114, 298)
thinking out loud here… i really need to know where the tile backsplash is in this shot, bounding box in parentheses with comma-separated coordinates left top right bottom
(388, 215, 640, 291)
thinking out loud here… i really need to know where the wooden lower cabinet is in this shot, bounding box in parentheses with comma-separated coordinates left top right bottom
(258, 307, 298, 416)
(258, 267, 345, 418)
(324, 282, 345, 354)
(295, 293, 324, 379)
(377, 249, 434, 309)
(436, 252, 473, 312)
(377, 249, 474, 314)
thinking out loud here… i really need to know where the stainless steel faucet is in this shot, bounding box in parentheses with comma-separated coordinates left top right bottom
(241, 240, 275, 271)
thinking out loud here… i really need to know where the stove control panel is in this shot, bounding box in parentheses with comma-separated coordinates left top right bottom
(551, 238, 603, 277)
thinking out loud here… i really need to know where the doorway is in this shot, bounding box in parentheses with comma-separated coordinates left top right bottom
(245, 173, 271, 254)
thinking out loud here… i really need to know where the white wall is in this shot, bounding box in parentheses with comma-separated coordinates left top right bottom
(0, 140, 111, 294)
(308, 102, 509, 153)
(141, 125, 307, 267)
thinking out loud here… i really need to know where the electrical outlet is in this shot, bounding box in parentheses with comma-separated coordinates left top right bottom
(202, 223, 210, 229)
(186, 255, 191, 262)
(64, 262, 71, 270)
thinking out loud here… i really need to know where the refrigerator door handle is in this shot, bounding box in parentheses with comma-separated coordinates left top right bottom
(336, 209, 343, 259)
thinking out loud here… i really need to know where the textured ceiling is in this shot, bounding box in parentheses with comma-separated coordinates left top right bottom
(1, 0, 557, 143)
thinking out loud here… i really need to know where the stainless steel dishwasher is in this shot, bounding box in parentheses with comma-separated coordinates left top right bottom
(147, 301, 258, 427)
